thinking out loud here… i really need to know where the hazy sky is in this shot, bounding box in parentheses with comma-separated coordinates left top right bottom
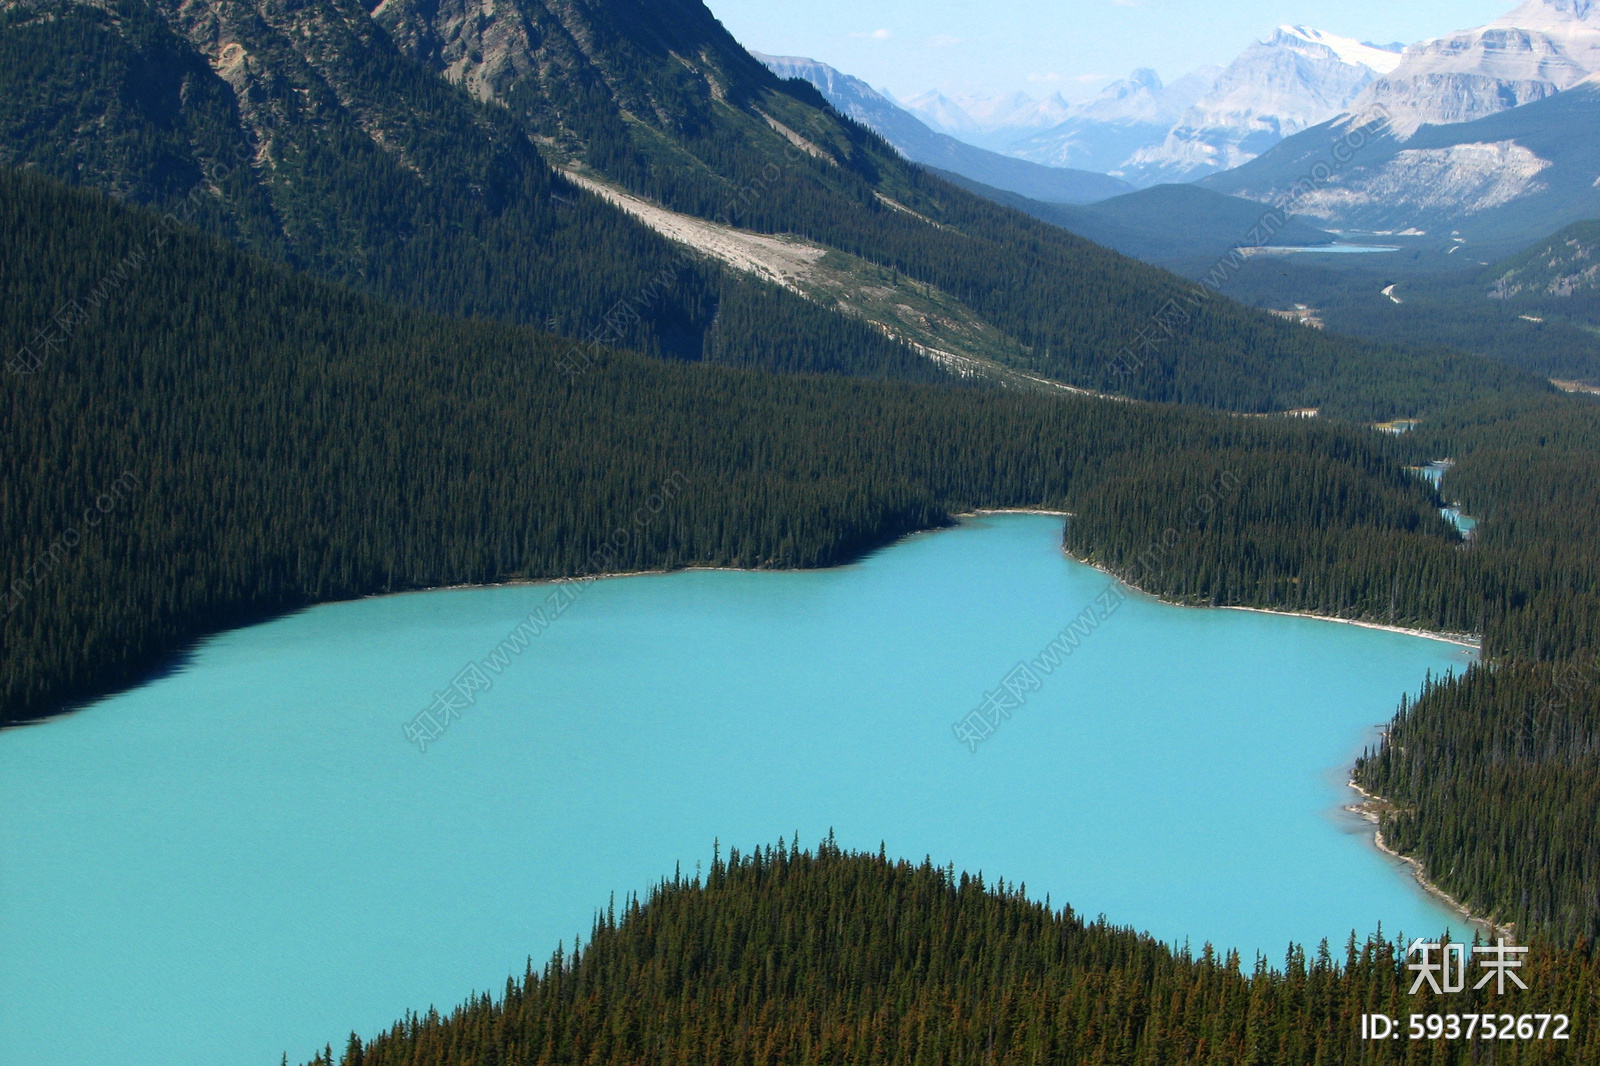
(706, 0, 1516, 101)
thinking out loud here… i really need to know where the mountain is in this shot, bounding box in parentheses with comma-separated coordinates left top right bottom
(1485, 217, 1600, 301)
(1353, 0, 1600, 135)
(355, 0, 1537, 413)
(293, 844, 1600, 1066)
(754, 53, 1128, 204)
(928, 172, 1337, 265)
(1202, 77, 1600, 257)
(900, 88, 1074, 151)
(0, 0, 729, 360)
(1007, 67, 1220, 176)
(0, 0, 1548, 416)
(1122, 26, 1402, 185)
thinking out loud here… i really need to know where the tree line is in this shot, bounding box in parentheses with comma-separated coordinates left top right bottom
(303, 841, 1600, 1066)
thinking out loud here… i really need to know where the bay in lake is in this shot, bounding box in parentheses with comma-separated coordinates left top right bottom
(0, 514, 1476, 1065)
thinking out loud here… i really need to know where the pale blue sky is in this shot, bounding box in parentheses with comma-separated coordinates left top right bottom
(707, 0, 1516, 100)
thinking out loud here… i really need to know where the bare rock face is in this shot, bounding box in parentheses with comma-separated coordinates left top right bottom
(373, 0, 541, 102)
(1355, 0, 1600, 136)
(368, 0, 781, 142)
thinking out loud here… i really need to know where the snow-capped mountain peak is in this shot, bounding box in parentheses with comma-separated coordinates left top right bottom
(1005, 65, 1219, 176)
(1490, 0, 1600, 32)
(1119, 25, 1395, 184)
(1276, 25, 1405, 73)
(1354, 0, 1600, 135)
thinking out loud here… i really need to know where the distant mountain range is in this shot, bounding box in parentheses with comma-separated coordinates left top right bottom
(1120, 27, 1403, 185)
(791, 0, 1600, 256)
(1202, 74, 1600, 258)
(895, 26, 1402, 188)
(754, 54, 1129, 205)
(898, 89, 1075, 152)
(1007, 68, 1220, 175)
(1353, 0, 1600, 135)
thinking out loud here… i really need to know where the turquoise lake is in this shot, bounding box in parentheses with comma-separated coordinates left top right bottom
(0, 514, 1477, 1065)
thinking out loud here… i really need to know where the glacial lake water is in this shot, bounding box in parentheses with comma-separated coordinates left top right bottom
(0, 514, 1476, 1066)
(1251, 244, 1402, 255)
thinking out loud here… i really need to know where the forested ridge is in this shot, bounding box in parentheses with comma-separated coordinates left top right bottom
(1341, 398, 1600, 942)
(1357, 664, 1600, 942)
(0, 165, 1455, 726)
(303, 843, 1600, 1066)
(1216, 257, 1600, 387)
(0, 0, 937, 383)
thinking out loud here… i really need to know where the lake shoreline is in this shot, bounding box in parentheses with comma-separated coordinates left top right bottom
(1214, 605, 1480, 650)
(1060, 542, 1499, 938)
(415, 520, 1484, 655)
(384, 510, 1078, 599)
(1059, 548, 1481, 650)
(1344, 780, 1509, 939)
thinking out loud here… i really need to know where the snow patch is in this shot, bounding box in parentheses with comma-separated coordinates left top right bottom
(1278, 26, 1404, 73)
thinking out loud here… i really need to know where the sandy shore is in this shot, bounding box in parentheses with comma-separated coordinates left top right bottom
(1214, 605, 1480, 649)
(1059, 548, 1480, 650)
(1345, 780, 1510, 939)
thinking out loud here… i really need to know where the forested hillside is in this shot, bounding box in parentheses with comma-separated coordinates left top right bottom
(1343, 397, 1600, 941)
(0, 0, 938, 382)
(1065, 393, 1600, 665)
(0, 0, 1547, 416)
(1, 166, 1463, 726)
(1216, 255, 1600, 387)
(1356, 664, 1600, 942)
(306, 842, 1600, 1066)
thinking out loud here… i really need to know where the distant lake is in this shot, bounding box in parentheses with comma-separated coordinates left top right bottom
(1249, 244, 1402, 255)
(0, 515, 1475, 1066)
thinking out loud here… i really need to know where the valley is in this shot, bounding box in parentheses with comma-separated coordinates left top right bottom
(2, 0, 1600, 1062)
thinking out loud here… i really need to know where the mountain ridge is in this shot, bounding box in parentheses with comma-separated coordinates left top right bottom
(754, 52, 1130, 204)
(1122, 26, 1401, 185)
(1202, 79, 1600, 257)
(1353, 0, 1600, 135)
(1007, 67, 1219, 177)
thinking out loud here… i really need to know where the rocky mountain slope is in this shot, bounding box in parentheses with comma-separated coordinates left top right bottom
(1203, 76, 1600, 257)
(0, 0, 1543, 416)
(1353, 0, 1600, 135)
(1122, 26, 1401, 185)
(1487, 218, 1600, 299)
